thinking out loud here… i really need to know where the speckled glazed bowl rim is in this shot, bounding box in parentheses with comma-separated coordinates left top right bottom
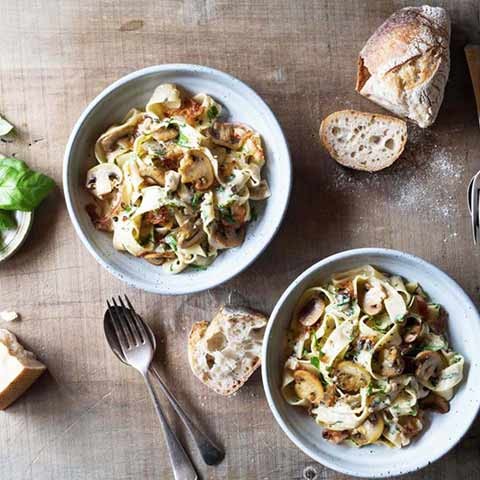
(0, 211, 34, 263)
(262, 248, 480, 478)
(63, 64, 291, 294)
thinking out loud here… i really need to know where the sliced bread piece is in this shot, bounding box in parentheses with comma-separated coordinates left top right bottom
(0, 329, 46, 410)
(188, 305, 267, 396)
(319, 110, 407, 172)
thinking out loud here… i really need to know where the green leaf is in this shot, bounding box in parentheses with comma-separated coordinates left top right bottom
(191, 192, 203, 208)
(207, 105, 219, 121)
(190, 264, 208, 271)
(0, 157, 55, 211)
(164, 234, 178, 252)
(0, 210, 15, 230)
(310, 356, 320, 369)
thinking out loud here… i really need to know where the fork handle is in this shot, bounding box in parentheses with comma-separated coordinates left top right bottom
(142, 374, 198, 480)
(149, 366, 225, 465)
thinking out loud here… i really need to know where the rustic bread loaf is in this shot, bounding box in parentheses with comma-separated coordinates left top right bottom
(356, 5, 450, 128)
(319, 110, 407, 172)
(188, 305, 267, 396)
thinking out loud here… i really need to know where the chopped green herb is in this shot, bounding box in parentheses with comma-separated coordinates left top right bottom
(191, 192, 203, 208)
(219, 206, 235, 224)
(165, 234, 178, 251)
(190, 264, 208, 271)
(310, 357, 320, 369)
(207, 105, 219, 121)
(176, 131, 190, 147)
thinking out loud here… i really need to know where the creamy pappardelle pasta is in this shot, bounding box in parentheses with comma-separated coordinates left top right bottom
(85, 84, 270, 273)
(282, 265, 464, 447)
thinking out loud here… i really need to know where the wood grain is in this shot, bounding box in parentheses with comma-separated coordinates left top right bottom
(1, 1, 480, 479)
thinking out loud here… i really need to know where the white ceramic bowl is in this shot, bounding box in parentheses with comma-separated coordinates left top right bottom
(63, 65, 291, 294)
(262, 248, 480, 478)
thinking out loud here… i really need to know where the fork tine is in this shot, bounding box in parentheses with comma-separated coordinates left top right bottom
(107, 300, 129, 356)
(124, 294, 149, 341)
(118, 296, 143, 345)
(112, 297, 135, 348)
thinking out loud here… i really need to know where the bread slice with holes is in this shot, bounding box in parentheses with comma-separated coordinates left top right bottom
(319, 110, 407, 172)
(188, 305, 267, 396)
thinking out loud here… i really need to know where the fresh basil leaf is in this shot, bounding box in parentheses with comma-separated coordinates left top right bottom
(0, 157, 55, 211)
(0, 210, 15, 230)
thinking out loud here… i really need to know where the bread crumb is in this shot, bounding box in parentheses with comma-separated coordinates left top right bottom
(0, 311, 18, 322)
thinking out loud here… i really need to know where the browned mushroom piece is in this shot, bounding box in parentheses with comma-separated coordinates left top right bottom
(178, 149, 215, 191)
(322, 429, 350, 444)
(402, 316, 423, 343)
(178, 220, 206, 248)
(293, 369, 324, 405)
(335, 361, 371, 394)
(375, 346, 405, 378)
(209, 223, 245, 250)
(296, 295, 326, 327)
(220, 204, 247, 229)
(209, 122, 252, 150)
(419, 392, 450, 414)
(425, 304, 447, 335)
(398, 415, 423, 440)
(351, 413, 384, 446)
(415, 351, 445, 384)
(361, 283, 386, 315)
(152, 125, 179, 142)
(143, 251, 176, 266)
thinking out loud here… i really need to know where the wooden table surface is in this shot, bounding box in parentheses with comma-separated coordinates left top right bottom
(1, 1, 479, 479)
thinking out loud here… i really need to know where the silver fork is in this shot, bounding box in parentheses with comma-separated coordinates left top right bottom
(107, 296, 198, 480)
(103, 300, 225, 465)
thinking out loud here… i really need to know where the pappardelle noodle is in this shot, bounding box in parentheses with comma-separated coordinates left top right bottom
(282, 265, 464, 447)
(85, 84, 270, 273)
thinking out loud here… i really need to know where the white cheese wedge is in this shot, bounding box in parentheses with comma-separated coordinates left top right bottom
(0, 329, 46, 410)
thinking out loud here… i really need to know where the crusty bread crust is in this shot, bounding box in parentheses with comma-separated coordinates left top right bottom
(320, 110, 407, 172)
(356, 6, 450, 128)
(187, 306, 267, 396)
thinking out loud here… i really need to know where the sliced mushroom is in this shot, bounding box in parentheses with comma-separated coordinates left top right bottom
(209, 122, 252, 150)
(209, 223, 245, 249)
(293, 369, 324, 405)
(335, 361, 371, 394)
(402, 316, 423, 343)
(419, 392, 450, 413)
(361, 283, 386, 315)
(415, 351, 445, 384)
(86, 163, 123, 198)
(351, 413, 384, 446)
(425, 304, 447, 334)
(152, 125, 179, 142)
(322, 429, 349, 445)
(139, 164, 165, 186)
(143, 251, 176, 266)
(398, 415, 423, 441)
(179, 149, 214, 191)
(323, 384, 337, 407)
(220, 204, 247, 229)
(375, 346, 405, 378)
(143, 207, 173, 227)
(295, 292, 326, 327)
(178, 219, 206, 248)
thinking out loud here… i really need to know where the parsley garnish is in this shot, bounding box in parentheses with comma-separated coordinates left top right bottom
(207, 105, 219, 120)
(190, 264, 208, 271)
(219, 206, 235, 224)
(310, 357, 320, 369)
(176, 131, 190, 147)
(191, 192, 203, 208)
(165, 234, 178, 251)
